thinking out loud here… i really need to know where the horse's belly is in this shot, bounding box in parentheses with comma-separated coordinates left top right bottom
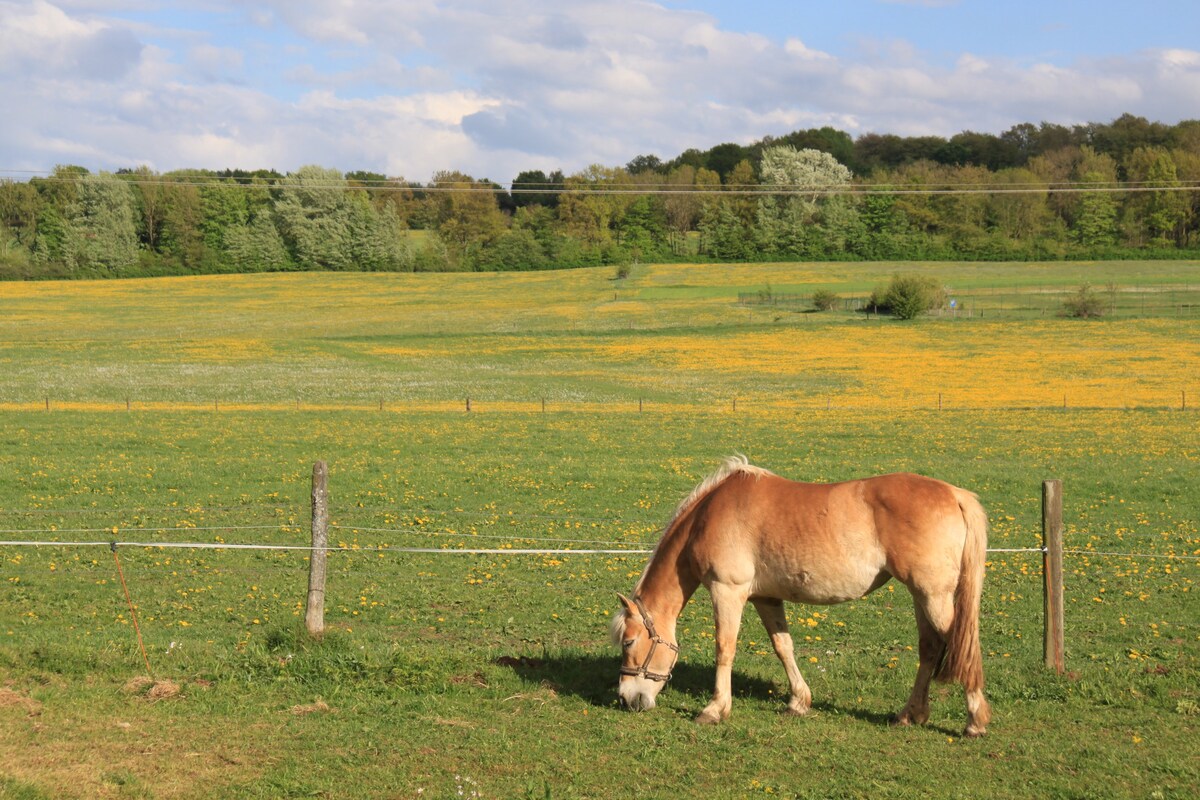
(758, 561, 887, 605)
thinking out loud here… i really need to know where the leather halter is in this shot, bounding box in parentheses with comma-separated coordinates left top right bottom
(618, 597, 680, 683)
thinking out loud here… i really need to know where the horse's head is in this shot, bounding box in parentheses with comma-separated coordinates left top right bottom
(611, 593, 679, 711)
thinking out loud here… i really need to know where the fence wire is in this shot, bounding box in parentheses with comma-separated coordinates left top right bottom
(5, 536, 1199, 560)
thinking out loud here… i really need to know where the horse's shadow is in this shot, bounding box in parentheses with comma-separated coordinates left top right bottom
(495, 652, 953, 734)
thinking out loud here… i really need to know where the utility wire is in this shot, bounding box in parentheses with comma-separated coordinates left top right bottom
(5, 171, 1199, 196)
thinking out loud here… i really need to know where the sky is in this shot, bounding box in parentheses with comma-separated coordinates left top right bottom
(2, 0, 1199, 183)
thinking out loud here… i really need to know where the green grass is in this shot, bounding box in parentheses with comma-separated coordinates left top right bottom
(0, 261, 1198, 798)
(2, 410, 1197, 799)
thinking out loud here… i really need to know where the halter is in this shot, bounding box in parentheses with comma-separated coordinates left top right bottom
(618, 597, 680, 683)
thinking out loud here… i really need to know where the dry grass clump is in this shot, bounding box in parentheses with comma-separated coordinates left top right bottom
(0, 687, 42, 716)
(290, 700, 335, 715)
(122, 676, 182, 701)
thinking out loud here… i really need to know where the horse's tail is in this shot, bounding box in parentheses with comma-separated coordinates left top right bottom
(936, 488, 988, 691)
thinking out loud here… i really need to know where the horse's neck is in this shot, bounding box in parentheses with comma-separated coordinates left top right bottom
(636, 528, 698, 634)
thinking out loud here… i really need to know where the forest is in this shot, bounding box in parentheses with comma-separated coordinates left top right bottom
(2, 113, 1198, 279)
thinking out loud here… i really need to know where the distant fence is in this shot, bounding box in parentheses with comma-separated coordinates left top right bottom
(6, 392, 1197, 414)
(739, 283, 1200, 318)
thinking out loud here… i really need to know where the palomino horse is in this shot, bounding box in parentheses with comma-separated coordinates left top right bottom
(612, 456, 991, 736)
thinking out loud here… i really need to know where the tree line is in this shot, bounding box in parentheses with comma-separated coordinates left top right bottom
(2, 113, 1199, 279)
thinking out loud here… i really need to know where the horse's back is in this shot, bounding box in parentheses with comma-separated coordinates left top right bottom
(686, 470, 974, 603)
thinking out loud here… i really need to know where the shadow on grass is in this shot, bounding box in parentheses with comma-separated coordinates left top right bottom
(494, 652, 948, 732)
(494, 652, 766, 707)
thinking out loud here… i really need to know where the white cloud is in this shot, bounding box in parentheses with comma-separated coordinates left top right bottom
(785, 38, 834, 61)
(1158, 48, 1200, 70)
(187, 43, 243, 81)
(0, 0, 142, 80)
(2, 1, 1200, 181)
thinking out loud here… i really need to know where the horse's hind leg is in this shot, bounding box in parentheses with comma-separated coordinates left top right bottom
(752, 598, 811, 716)
(697, 582, 750, 725)
(894, 597, 946, 727)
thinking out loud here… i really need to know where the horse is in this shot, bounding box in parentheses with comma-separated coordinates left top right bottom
(612, 455, 991, 737)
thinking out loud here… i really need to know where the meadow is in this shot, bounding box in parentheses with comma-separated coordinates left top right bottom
(0, 261, 1198, 799)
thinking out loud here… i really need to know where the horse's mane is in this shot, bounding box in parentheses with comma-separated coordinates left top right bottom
(610, 607, 630, 646)
(669, 454, 772, 525)
(614, 455, 773, 645)
(631, 455, 772, 596)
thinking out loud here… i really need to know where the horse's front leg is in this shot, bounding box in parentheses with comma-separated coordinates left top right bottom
(753, 598, 811, 716)
(697, 582, 749, 725)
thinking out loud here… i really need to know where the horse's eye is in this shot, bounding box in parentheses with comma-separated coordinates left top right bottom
(622, 639, 635, 649)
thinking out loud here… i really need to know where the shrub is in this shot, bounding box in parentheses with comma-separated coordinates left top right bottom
(811, 289, 839, 311)
(866, 273, 947, 320)
(1062, 283, 1106, 318)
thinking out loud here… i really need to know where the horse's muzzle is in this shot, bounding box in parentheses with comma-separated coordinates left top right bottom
(618, 690, 656, 712)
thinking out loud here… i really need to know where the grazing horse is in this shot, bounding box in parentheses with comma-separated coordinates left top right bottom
(612, 456, 991, 737)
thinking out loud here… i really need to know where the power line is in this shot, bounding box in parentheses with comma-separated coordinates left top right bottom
(4, 170, 1198, 196)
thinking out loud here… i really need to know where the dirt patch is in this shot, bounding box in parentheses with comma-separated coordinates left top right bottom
(122, 676, 155, 695)
(147, 680, 182, 701)
(122, 676, 182, 701)
(0, 687, 42, 717)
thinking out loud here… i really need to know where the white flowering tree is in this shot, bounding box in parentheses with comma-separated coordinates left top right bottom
(756, 146, 853, 254)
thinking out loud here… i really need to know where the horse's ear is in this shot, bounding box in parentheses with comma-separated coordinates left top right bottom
(616, 593, 637, 614)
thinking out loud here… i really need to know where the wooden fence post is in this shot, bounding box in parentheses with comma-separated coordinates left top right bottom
(305, 461, 329, 637)
(1042, 479, 1065, 673)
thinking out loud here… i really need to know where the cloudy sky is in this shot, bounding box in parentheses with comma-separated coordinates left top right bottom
(2, 0, 1199, 183)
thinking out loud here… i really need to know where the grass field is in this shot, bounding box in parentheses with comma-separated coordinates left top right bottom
(1, 261, 1198, 411)
(1, 261, 1198, 799)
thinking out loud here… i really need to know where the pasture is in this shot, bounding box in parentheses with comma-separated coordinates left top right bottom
(1, 261, 1198, 799)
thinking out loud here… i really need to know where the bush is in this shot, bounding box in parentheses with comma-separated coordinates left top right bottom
(1062, 283, 1105, 318)
(811, 289, 839, 311)
(866, 273, 947, 320)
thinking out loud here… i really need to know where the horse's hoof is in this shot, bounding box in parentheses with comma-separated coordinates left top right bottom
(964, 726, 987, 738)
(890, 714, 912, 728)
(695, 710, 723, 725)
(783, 705, 810, 717)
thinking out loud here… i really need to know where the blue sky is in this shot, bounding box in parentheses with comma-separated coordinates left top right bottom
(664, 1, 1200, 65)
(2, 1, 1198, 182)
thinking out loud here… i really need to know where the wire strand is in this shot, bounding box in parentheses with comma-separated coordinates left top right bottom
(7, 538, 1191, 559)
(7, 171, 1199, 196)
